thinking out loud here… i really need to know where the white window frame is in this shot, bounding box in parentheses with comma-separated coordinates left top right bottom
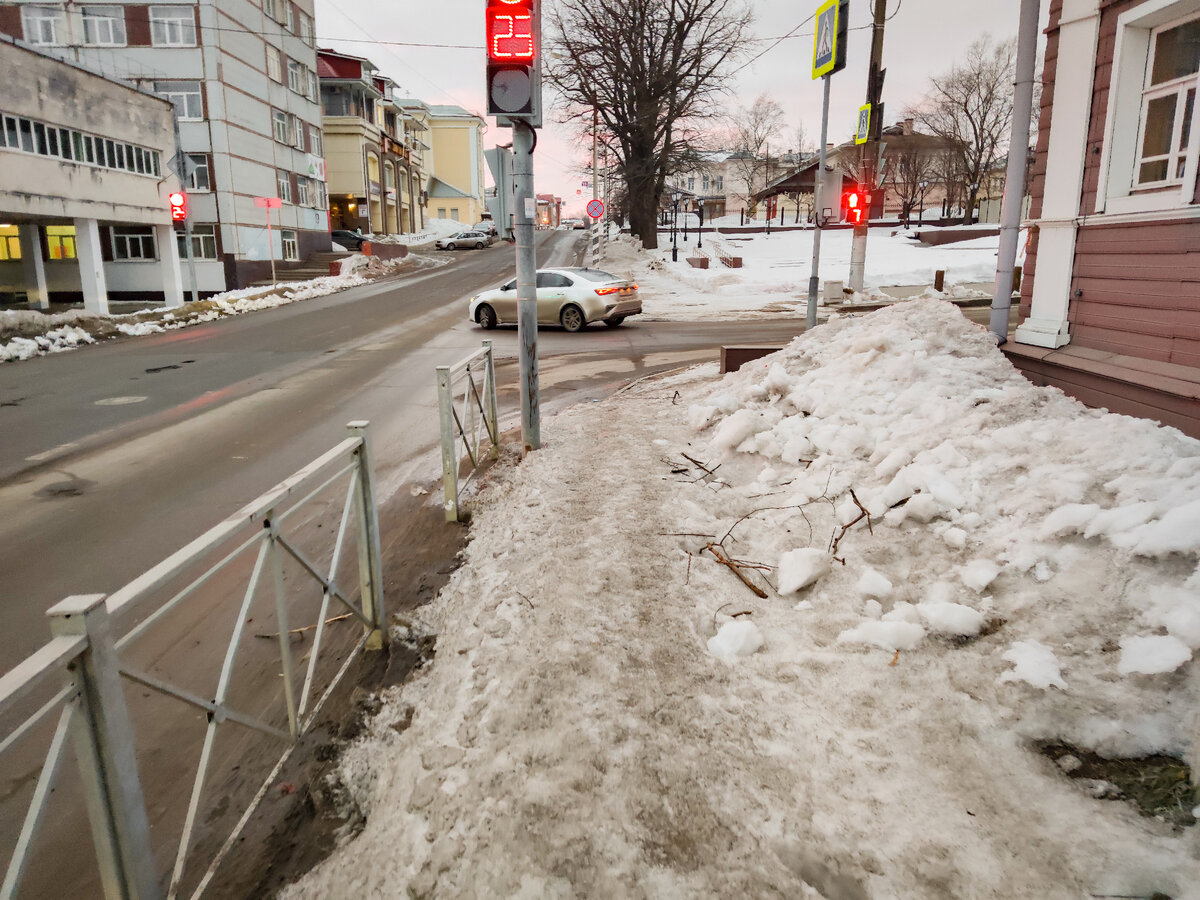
(283, 2, 294, 32)
(299, 12, 314, 46)
(287, 60, 304, 94)
(178, 224, 218, 260)
(112, 226, 157, 261)
(281, 228, 298, 260)
(290, 113, 305, 150)
(277, 169, 292, 203)
(1097, 0, 1200, 216)
(296, 177, 310, 207)
(149, 5, 197, 47)
(266, 45, 282, 82)
(263, 0, 277, 20)
(155, 81, 203, 120)
(308, 125, 323, 157)
(81, 5, 127, 46)
(21, 4, 67, 45)
(187, 153, 210, 191)
(306, 69, 317, 102)
(272, 109, 289, 143)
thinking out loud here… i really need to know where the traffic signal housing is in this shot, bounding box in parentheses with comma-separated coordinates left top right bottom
(486, 0, 542, 127)
(842, 187, 870, 224)
(168, 191, 188, 221)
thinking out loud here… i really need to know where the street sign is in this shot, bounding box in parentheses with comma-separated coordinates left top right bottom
(253, 197, 282, 208)
(587, 198, 605, 219)
(812, 0, 849, 79)
(855, 103, 871, 145)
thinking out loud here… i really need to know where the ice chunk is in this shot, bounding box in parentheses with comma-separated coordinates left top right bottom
(961, 559, 1001, 593)
(1131, 500, 1200, 556)
(1038, 504, 1100, 540)
(856, 568, 893, 599)
(837, 620, 925, 651)
(863, 599, 882, 619)
(942, 527, 967, 549)
(883, 601, 921, 624)
(918, 601, 985, 638)
(836, 496, 861, 526)
(999, 640, 1067, 690)
(707, 619, 764, 660)
(778, 548, 832, 594)
(710, 409, 761, 454)
(1116, 635, 1192, 675)
(904, 494, 941, 523)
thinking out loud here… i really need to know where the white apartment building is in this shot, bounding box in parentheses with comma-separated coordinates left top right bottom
(0, 0, 329, 294)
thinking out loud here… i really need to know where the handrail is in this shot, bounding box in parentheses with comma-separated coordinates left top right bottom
(438, 341, 500, 522)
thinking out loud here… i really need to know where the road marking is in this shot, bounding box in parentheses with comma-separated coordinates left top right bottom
(95, 396, 148, 406)
(26, 442, 79, 462)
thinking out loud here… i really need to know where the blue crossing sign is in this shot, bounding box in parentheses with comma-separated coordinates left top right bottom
(812, 0, 849, 79)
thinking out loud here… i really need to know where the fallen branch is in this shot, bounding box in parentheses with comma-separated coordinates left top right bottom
(681, 453, 719, 477)
(830, 489, 873, 555)
(704, 542, 768, 598)
(255, 613, 352, 640)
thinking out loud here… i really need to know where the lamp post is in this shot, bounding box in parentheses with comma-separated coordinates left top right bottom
(917, 180, 929, 226)
(968, 181, 979, 223)
(697, 199, 704, 250)
(671, 191, 680, 262)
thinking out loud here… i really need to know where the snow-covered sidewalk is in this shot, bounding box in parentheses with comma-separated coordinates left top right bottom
(285, 300, 1199, 899)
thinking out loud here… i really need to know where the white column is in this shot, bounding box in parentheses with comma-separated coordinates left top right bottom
(155, 224, 185, 308)
(1014, 0, 1101, 349)
(17, 224, 48, 310)
(73, 217, 109, 315)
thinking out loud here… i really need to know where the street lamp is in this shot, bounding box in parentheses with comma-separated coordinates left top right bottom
(671, 191, 680, 262)
(917, 180, 929, 226)
(968, 181, 980, 223)
(697, 199, 704, 250)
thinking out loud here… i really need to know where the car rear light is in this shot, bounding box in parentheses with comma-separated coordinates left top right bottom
(594, 287, 620, 296)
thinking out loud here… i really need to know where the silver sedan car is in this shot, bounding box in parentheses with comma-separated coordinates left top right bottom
(468, 267, 641, 332)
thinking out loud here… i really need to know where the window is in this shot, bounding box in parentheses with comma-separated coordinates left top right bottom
(296, 177, 310, 207)
(266, 45, 281, 82)
(437, 207, 447, 218)
(46, 225, 76, 260)
(177, 224, 218, 260)
(0, 226, 21, 262)
(702, 175, 710, 191)
(716, 175, 724, 191)
(277, 169, 291, 203)
(0, 113, 160, 175)
(281, 229, 298, 260)
(536, 272, 572, 288)
(21, 5, 66, 45)
(290, 114, 304, 150)
(150, 5, 196, 46)
(311, 179, 326, 210)
(112, 226, 156, 260)
(1135, 17, 1200, 187)
(287, 60, 304, 94)
(450, 207, 459, 220)
(283, 2, 294, 32)
(306, 69, 317, 102)
(272, 108, 289, 143)
(299, 12, 314, 45)
(263, 0, 277, 19)
(155, 81, 203, 119)
(687, 177, 695, 191)
(187, 153, 210, 190)
(81, 6, 127, 45)
(308, 125, 322, 157)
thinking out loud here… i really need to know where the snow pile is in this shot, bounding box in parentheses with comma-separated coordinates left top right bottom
(0, 322, 95, 360)
(286, 299, 1198, 899)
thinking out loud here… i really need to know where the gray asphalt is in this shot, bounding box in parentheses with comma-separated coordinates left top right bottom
(0, 231, 816, 668)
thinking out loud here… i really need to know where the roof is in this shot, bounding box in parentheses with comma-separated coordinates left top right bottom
(427, 105, 485, 123)
(428, 176, 472, 199)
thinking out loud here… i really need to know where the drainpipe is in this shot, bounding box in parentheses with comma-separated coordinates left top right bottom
(989, 0, 1039, 344)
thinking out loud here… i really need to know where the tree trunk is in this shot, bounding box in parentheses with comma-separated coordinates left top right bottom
(628, 186, 659, 250)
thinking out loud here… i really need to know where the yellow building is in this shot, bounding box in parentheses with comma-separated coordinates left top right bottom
(420, 104, 486, 226)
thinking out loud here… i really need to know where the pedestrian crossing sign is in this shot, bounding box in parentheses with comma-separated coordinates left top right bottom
(812, 0, 848, 79)
(855, 103, 871, 145)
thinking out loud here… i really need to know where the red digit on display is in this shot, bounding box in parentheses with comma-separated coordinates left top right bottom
(486, 2, 535, 61)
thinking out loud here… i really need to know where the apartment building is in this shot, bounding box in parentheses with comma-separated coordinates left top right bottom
(318, 48, 425, 236)
(0, 36, 185, 310)
(422, 104, 486, 226)
(0, 0, 330, 292)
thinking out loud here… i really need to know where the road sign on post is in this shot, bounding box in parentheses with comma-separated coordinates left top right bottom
(855, 104, 871, 145)
(811, 0, 849, 79)
(253, 196, 283, 285)
(587, 199, 605, 219)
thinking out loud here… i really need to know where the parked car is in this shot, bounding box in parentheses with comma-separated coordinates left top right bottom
(468, 267, 640, 332)
(472, 220, 498, 236)
(436, 231, 491, 250)
(331, 229, 366, 251)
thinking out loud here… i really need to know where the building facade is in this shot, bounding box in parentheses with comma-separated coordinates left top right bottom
(0, 36, 185, 310)
(318, 49, 425, 236)
(1004, 0, 1200, 438)
(0, 0, 330, 292)
(423, 105, 486, 226)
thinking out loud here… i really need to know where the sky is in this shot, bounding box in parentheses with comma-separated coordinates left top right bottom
(312, 0, 1052, 217)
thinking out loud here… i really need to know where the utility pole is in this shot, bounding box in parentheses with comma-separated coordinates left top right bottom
(848, 0, 887, 293)
(513, 121, 540, 450)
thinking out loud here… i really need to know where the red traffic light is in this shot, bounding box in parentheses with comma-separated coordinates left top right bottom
(843, 190, 864, 223)
(486, 0, 535, 61)
(168, 191, 188, 221)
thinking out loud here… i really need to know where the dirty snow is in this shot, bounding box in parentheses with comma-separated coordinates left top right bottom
(284, 299, 1200, 899)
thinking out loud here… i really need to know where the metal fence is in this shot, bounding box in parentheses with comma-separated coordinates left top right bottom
(438, 342, 500, 523)
(0, 421, 387, 900)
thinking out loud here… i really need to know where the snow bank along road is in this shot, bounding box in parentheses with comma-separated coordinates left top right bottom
(286, 300, 1199, 899)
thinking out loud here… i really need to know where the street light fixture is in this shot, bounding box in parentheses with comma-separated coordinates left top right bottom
(697, 199, 704, 250)
(671, 191, 680, 262)
(917, 180, 929, 226)
(968, 181, 980, 223)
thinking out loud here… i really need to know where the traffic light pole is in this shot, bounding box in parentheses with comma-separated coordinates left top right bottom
(849, 0, 887, 293)
(513, 121, 540, 452)
(807, 74, 831, 330)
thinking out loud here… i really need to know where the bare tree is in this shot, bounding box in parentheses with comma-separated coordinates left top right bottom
(545, 0, 752, 249)
(885, 136, 945, 222)
(910, 35, 1017, 223)
(724, 94, 786, 216)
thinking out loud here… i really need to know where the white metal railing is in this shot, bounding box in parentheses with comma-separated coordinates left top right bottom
(438, 342, 500, 522)
(0, 421, 387, 900)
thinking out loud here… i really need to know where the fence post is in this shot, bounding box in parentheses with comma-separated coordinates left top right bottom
(346, 422, 388, 650)
(437, 366, 459, 523)
(483, 341, 500, 460)
(47, 595, 160, 900)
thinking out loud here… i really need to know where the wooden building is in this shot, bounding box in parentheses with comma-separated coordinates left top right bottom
(1004, 0, 1200, 438)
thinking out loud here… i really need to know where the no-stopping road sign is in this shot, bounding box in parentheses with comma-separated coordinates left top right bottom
(587, 198, 605, 219)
